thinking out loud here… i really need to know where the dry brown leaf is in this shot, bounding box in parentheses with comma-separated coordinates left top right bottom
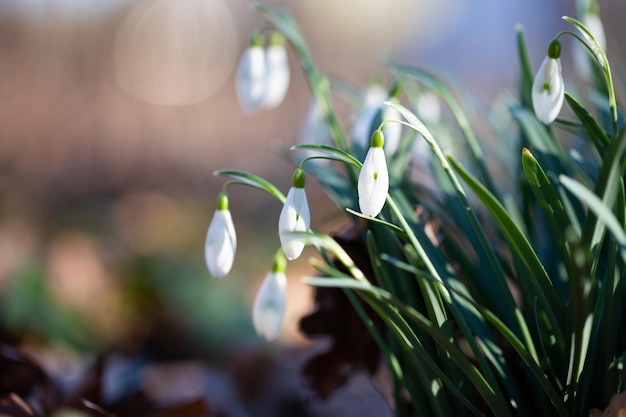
(0, 393, 37, 417)
(589, 392, 626, 417)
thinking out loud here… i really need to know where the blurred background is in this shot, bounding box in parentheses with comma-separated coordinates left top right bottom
(0, 0, 624, 415)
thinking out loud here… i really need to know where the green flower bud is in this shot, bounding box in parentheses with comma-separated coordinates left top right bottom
(370, 129, 385, 148)
(250, 33, 264, 47)
(547, 39, 561, 59)
(217, 192, 229, 211)
(269, 31, 286, 47)
(292, 168, 306, 188)
(272, 251, 287, 273)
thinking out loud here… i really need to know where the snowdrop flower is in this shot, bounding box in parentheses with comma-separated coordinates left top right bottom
(252, 252, 287, 341)
(532, 40, 564, 125)
(278, 169, 310, 260)
(350, 83, 387, 149)
(204, 192, 236, 278)
(358, 130, 389, 217)
(263, 31, 290, 109)
(236, 35, 267, 113)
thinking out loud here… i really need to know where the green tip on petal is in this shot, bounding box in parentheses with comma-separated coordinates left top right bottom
(547, 39, 561, 59)
(250, 33, 264, 47)
(388, 82, 401, 99)
(292, 168, 306, 188)
(370, 129, 385, 148)
(217, 192, 229, 210)
(269, 31, 286, 47)
(272, 251, 287, 272)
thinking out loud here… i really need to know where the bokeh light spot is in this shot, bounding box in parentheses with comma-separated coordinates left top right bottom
(113, 0, 237, 106)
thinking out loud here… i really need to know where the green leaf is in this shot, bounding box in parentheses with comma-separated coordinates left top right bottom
(291, 143, 362, 168)
(309, 276, 504, 416)
(302, 276, 372, 291)
(563, 16, 618, 133)
(516, 24, 535, 110)
(365, 290, 513, 417)
(379, 257, 568, 417)
(388, 101, 524, 335)
(564, 92, 610, 153)
(389, 63, 497, 195)
(288, 231, 369, 282)
(521, 147, 574, 251)
(447, 152, 565, 340)
(579, 125, 626, 252)
(560, 175, 626, 262)
(213, 169, 286, 204)
(253, 4, 352, 158)
(345, 208, 406, 235)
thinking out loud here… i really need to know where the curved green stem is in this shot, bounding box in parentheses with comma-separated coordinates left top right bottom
(558, 19, 618, 137)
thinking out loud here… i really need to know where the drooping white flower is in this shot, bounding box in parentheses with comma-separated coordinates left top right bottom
(252, 253, 287, 341)
(350, 83, 387, 149)
(532, 40, 564, 125)
(204, 192, 236, 278)
(263, 32, 290, 109)
(358, 130, 389, 217)
(278, 169, 310, 260)
(236, 35, 267, 113)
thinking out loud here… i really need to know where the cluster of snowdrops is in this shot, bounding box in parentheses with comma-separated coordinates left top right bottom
(204, 11, 581, 343)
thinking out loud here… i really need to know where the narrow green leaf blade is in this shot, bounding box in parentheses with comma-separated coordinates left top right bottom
(291, 143, 363, 168)
(213, 169, 286, 203)
(564, 92, 610, 153)
(560, 175, 626, 261)
(447, 153, 565, 339)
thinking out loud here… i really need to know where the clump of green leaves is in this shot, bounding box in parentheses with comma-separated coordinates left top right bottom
(215, 3, 625, 416)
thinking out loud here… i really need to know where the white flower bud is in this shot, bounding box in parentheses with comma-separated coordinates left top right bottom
(278, 170, 310, 260)
(263, 44, 290, 109)
(532, 39, 565, 124)
(358, 131, 389, 217)
(236, 43, 267, 113)
(252, 254, 287, 342)
(204, 193, 236, 278)
(532, 55, 564, 125)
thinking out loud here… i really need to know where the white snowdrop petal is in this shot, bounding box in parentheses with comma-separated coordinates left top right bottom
(263, 45, 290, 109)
(278, 187, 310, 260)
(252, 271, 287, 341)
(204, 209, 237, 278)
(358, 147, 389, 217)
(532, 57, 564, 124)
(236, 46, 267, 113)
